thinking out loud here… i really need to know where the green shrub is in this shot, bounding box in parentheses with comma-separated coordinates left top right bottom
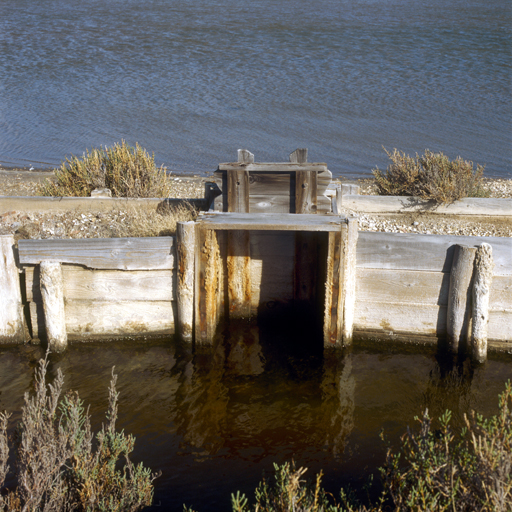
(382, 380, 512, 512)
(0, 354, 158, 511)
(185, 381, 511, 512)
(38, 141, 173, 198)
(372, 149, 490, 204)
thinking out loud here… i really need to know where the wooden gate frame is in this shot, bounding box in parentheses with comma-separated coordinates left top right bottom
(192, 212, 358, 347)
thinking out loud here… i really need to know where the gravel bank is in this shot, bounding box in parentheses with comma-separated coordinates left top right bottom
(0, 168, 511, 239)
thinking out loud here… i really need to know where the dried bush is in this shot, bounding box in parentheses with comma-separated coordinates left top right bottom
(372, 149, 490, 204)
(0, 355, 158, 511)
(38, 141, 173, 198)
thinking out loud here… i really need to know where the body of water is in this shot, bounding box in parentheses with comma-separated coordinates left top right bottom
(0, 0, 511, 178)
(0, 339, 510, 510)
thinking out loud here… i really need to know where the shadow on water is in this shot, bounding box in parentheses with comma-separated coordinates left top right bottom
(0, 328, 510, 511)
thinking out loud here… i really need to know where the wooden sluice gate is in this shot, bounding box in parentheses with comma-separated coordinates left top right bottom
(1, 149, 511, 358)
(187, 212, 358, 347)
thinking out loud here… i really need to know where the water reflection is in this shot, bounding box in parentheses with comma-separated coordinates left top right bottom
(0, 338, 509, 511)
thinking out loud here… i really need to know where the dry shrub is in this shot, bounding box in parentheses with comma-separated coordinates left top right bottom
(0, 355, 158, 511)
(38, 141, 173, 198)
(104, 202, 198, 238)
(373, 149, 489, 204)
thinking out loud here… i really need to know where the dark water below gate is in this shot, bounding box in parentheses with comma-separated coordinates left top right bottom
(0, 338, 510, 511)
(1, 0, 511, 179)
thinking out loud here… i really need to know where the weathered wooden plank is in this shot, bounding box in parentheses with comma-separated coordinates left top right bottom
(245, 171, 332, 196)
(488, 310, 512, 342)
(356, 269, 450, 305)
(227, 230, 251, 319)
(195, 226, 223, 345)
(295, 170, 317, 214)
(196, 212, 347, 232)
(355, 270, 508, 310)
(339, 195, 512, 216)
(25, 266, 174, 303)
(490, 276, 512, 309)
(18, 237, 175, 270)
(353, 301, 511, 342)
(227, 169, 249, 213)
(356, 232, 512, 276)
(248, 195, 331, 214)
(354, 301, 447, 336)
(64, 300, 175, 336)
(0, 196, 203, 215)
(324, 230, 343, 346)
(213, 170, 332, 213)
(218, 162, 329, 173)
(0, 235, 25, 344)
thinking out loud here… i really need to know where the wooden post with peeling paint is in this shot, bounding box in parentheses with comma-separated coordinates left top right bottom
(0, 235, 25, 344)
(471, 243, 494, 363)
(40, 260, 67, 352)
(447, 245, 476, 353)
(177, 221, 195, 342)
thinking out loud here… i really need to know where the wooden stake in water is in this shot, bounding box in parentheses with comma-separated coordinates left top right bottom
(447, 244, 476, 353)
(0, 235, 25, 343)
(176, 221, 196, 342)
(471, 243, 494, 363)
(40, 261, 67, 352)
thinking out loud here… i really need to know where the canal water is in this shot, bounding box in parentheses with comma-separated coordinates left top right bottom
(1, 0, 510, 178)
(0, 337, 510, 511)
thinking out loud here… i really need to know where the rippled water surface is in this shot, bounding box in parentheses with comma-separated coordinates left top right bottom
(0, 0, 510, 177)
(0, 339, 510, 511)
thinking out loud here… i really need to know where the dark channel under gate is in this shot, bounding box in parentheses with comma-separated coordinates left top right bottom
(178, 212, 359, 348)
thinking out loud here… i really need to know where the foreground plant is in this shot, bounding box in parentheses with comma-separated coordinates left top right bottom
(38, 140, 173, 198)
(382, 380, 511, 512)
(372, 148, 489, 204)
(185, 381, 511, 512)
(0, 355, 157, 511)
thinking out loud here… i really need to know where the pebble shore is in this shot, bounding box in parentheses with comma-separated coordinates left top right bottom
(0, 169, 510, 239)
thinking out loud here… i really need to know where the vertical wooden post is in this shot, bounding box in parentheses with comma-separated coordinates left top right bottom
(0, 235, 25, 344)
(289, 148, 308, 163)
(324, 229, 343, 347)
(227, 170, 249, 213)
(39, 261, 67, 352)
(195, 226, 223, 345)
(290, 148, 317, 213)
(342, 217, 358, 345)
(295, 171, 317, 214)
(227, 230, 251, 319)
(238, 149, 254, 164)
(177, 221, 196, 342)
(471, 243, 494, 363)
(447, 245, 476, 353)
